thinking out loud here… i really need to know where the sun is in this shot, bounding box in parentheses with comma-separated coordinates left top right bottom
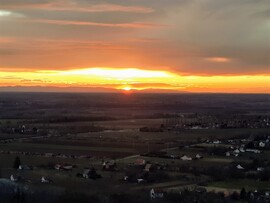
(123, 86, 131, 91)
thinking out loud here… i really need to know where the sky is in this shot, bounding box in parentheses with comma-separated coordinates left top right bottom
(0, 0, 269, 93)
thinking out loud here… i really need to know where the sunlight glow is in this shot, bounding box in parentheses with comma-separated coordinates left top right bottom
(123, 86, 132, 91)
(60, 68, 175, 79)
(0, 67, 269, 93)
(0, 10, 12, 17)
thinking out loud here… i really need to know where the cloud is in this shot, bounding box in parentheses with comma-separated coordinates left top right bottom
(0, 9, 24, 17)
(0, 76, 22, 80)
(0, 37, 16, 43)
(117, 82, 190, 90)
(205, 57, 232, 63)
(26, 18, 165, 28)
(42, 3, 154, 13)
(0, 10, 13, 17)
(20, 79, 49, 83)
(0, 0, 269, 76)
(0, 0, 154, 13)
(0, 38, 160, 67)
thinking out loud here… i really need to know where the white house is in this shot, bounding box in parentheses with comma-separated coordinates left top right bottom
(236, 164, 245, 170)
(150, 188, 164, 199)
(41, 176, 49, 183)
(257, 167, 264, 171)
(137, 178, 145, 183)
(213, 140, 221, 144)
(246, 149, 261, 154)
(144, 164, 152, 172)
(234, 149, 240, 154)
(83, 169, 91, 179)
(239, 148, 245, 153)
(259, 142, 266, 148)
(180, 155, 192, 161)
(10, 175, 17, 182)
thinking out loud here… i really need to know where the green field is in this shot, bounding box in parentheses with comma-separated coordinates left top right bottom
(209, 179, 270, 190)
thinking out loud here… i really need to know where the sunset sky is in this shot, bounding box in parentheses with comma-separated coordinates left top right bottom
(0, 0, 269, 93)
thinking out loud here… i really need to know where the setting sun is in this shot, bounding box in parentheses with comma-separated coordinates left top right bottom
(123, 87, 132, 91)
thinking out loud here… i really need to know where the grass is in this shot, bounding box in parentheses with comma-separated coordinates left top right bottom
(201, 157, 236, 163)
(209, 179, 270, 190)
(0, 143, 136, 153)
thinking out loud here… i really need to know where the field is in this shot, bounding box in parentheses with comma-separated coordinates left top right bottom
(209, 179, 270, 191)
(0, 93, 270, 202)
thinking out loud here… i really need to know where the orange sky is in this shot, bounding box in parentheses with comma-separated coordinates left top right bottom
(0, 0, 269, 93)
(0, 68, 269, 93)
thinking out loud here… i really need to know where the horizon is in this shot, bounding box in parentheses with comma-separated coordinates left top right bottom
(0, 87, 270, 94)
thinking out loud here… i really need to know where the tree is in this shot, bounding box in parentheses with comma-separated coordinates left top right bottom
(240, 188, 246, 200)
(231, 191, 240, 201)
(89, 167, 101, 179)
(13, 156, 21, 169)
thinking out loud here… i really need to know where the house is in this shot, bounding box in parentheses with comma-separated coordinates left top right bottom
(18, 165, 31, 170)
(41, 176, 49, 183)
(144, 164, 152, 172)
(234, 149, 240, 154)
(213, 140, 221, 144)
(55, 164, 61, 170)
(10, 175, 18, 182)
(103, 161, 117, 171)
(169, 155, 179, 159)
(45, 153, 54, 157)
(83, 168, 101, 180)
(239, 147, 245, 153)
(83, 169, 91, 179)
(236, 164, 245, 170)
(259, 141, 266, 148)
(54, 164, 73, 170)
(62, 165, 73, 171)
(134, 159, 146, 166)
(180, 155, 192, 161)
(150, 188, 164, 199)
(246, 149, 261, 154)
(137, 178, 145, 183)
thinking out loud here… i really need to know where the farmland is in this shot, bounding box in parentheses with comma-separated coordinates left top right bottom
(0, 93, 270, 203)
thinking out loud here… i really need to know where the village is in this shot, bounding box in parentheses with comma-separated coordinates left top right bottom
(0, 93, 269, 203)
(0, 123, 270, 202)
